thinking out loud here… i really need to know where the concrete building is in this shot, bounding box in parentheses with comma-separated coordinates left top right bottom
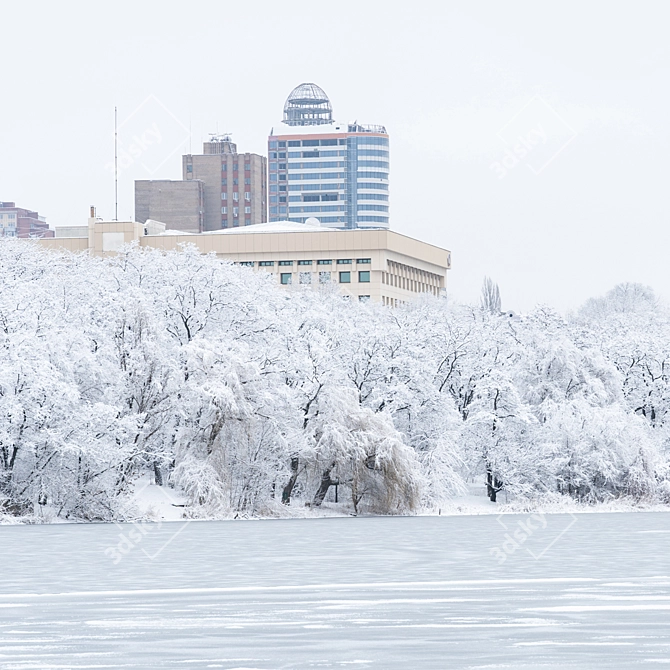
(38, 217, 450, 306)
(268, 83, 389, 230)
(183, 135, 267, 230)
(135, 180, 204, 233)
(0, 201, 53, 238)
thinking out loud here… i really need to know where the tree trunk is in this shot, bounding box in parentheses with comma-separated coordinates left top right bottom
(281, 456, 300, 505)
(486, 468, 503, 502)
(153, 461, 163, 486)
(313, 463, 336, 507)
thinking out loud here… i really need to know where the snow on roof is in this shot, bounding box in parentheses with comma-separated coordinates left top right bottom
(155, 229, 195, 236)
(205, 220, 327, 235)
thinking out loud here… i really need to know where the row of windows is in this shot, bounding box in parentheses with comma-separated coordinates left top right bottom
(271, 194, 339, 204)
(288, 173, 347, 181)
(357, 183, 388, 191)
(239, 258, 370, 268)
(221, 192, 251, 201)
(357, 205, 389, 212)
(286, 162, 345, 169)
(357, 149, 389, 157)
(358, 215, 389, 222)
(357, 160, 389, 169)
(287, 150, 345, 159)
(358, 193, 389, 201)
(288, 183, 345, 191)
(221, 164, 251, 171)
(289, 206, 344, 213)
(351, 137, 389, 146)
(221, 178, 251, 186)
(269, 137, 388, 150)
(356, 172, 389, 180)
(280, 271, 370, 285)
(221, 207, 252, 214)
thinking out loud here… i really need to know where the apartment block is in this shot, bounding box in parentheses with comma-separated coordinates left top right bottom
(183, 135, 267, 230)
(0, 201, 53, 238)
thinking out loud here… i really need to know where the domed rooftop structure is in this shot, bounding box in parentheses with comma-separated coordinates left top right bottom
(283, 83, 333, 126)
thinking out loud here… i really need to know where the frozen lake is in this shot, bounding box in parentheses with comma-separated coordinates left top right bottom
(1, 512, 669, 669)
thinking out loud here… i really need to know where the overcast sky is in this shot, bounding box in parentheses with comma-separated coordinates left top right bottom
(1, 0, 668, 312)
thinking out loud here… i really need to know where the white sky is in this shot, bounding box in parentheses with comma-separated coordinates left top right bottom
(1, 0, 668, 312)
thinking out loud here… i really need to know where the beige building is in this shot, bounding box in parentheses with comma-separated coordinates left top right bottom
(42, 217, 451, 305)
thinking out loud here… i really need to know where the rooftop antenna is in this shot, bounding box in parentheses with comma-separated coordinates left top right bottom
(114, 106, 118, 221)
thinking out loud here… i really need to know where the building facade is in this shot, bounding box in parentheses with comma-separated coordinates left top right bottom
(135, 180, 204, 233)
(0, 201, 53, 238)
(183, 135, 267, 230)
(268, 84, 389, 230)
(39, 219, 450, 306)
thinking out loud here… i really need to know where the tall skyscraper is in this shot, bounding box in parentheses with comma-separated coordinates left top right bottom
(183, 135, 267, 230)
(268, 83, 389, 229)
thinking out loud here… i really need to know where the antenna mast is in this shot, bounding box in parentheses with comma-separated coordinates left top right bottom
(114, 106, 118, 221)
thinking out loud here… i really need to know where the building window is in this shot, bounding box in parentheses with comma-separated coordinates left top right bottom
(299, 272, 312, 284)
(339, 271, 351, 283)
(359, 271, 371, 283)
(270, 196, 278, 204)
(337, 259, 352, 265)
(280, 273, 292, 285)
(233, 193, 239, 201)
(319, 271, 331, 283)
(288, 140, 300, 147)
(245, 218, 251, 225)
(244, 207, 251, 214)
(233, 164, 238, 171)
(270, 185, 278, 193)
(297, 260, 312, 266)
(244, 164, 250, 171)
(244, 192, 250, 201)
(239, 261, 254, 267)
(278, 141, 286, 148)
(222, 178, 227, 186)
(317, 259, 332, 265)
(222, 192, 227, 200)
(278, 260, 293, 266)
(233, 207, 239, 215)
(269, 141, 278, 150)
(279, 206, 287, 214)
(359, 295, 371, 302)
(357, 258, 371, 264)
(244, 178, 250, 185)
(187, 165, 193, 173)
(221, 207, 227, 214)
(233, 179, 239, 185)
(259, 261, 274, 267)
(270, 206, 278, 214)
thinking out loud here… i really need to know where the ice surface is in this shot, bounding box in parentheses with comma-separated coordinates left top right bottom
(1, 513, 669, 668)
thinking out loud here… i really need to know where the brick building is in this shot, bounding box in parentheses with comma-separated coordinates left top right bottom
(0, 202, 53, 238)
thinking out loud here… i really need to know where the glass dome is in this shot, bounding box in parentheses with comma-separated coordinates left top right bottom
(283, 83, 333, 126)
